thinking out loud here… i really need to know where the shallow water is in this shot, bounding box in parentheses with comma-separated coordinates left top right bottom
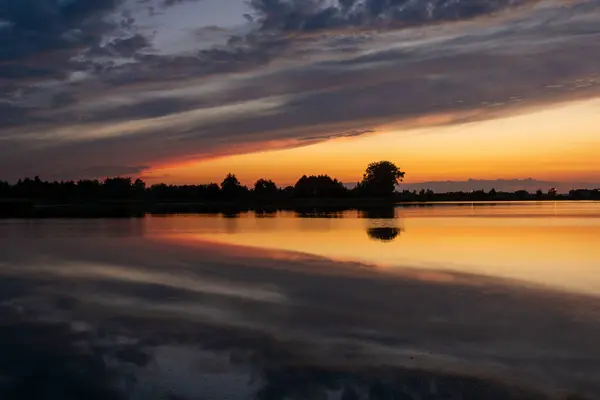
(1, 202, 600, 399)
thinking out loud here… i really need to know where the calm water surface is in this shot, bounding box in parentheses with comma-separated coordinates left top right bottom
(1, 202, 600, 399)
(156, 201, 600, 295)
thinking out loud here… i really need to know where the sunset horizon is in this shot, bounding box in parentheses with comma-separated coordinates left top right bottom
(3, 0, 600, 398)
(11, 97, 600, 192)
(3, 0, 600, 190)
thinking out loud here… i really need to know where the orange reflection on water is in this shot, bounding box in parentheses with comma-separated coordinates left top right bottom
(147, 202, 600, 295)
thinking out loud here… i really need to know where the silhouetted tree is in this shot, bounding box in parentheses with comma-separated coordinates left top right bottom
(0, 180, 9, 198)
(472, 189, 487, 201)
(6, 169, 599, 209)
(254, 179, 278, 198)
(515, 190, 530, 200)
(357, 161, 405, 197)
(220, 173, 247, 199)
(103, 177, 133, 199)
(76, 179, 102, 201)
(569, 189, 599, 200)
(281, 185, 295, 199)
(148, 183, 168, 200)
(294, 175, 347, 198)
(203, 183, 221, 200)
(133, 178, 145, 191)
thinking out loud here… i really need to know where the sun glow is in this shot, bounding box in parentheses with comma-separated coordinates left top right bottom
(143, 98, 600, 186)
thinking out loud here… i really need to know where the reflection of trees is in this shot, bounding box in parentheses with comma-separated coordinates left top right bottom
(361, 207, 402, 242)
(220, 209, 241, 219)
(255, 209, 277, 218)
(367, 227, 402, 242)
(294, 207, 345, 219)
(220, 209, 241, 234)
(359, 207, 396, 219)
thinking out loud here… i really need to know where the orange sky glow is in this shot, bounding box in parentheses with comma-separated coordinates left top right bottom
(142, 98, 600, 186)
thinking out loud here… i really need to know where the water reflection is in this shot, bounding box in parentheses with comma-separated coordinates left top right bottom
(1, 233, 599, 399)
(0, 218, 146, 239)
(2, 203, 600, 399)
(367, 226, 402, 241)
(294, 208, 345, 218)
(0, 308, 132, 400)
(254, 209, 278, 218)
(173, 203, 600, 295)
(221, 209, 242, 219)
(362, 207, 404, 242)
(359, 207, 397, 219)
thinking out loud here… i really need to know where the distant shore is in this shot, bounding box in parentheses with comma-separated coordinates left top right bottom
(3, 167, 599, 218)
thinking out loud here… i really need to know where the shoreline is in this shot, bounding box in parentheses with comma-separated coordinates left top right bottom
(1, 198, 598, 218)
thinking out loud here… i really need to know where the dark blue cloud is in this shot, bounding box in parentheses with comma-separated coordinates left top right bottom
(249, 0, 536, 32)
(0, 0, 121, 62)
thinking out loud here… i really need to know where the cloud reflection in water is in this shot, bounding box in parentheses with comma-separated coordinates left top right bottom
(0, 219, 599, 399)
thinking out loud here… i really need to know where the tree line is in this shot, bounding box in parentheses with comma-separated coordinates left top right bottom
(0, 161, 406, 203)
(1, 160, 599, 204)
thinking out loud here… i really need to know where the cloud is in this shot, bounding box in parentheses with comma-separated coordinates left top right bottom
(248, 0, 537, 32)
(300, 128, 376, 142)
(2, 0, 600, 180)
(0, 0, 121, 62)
(159, 0, 202, 6)
(51, 165, 151, 180)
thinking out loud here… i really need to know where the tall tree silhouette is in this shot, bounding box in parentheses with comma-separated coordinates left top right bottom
(254, 179, 278, 197)
(221, 173, 247, 199)
(357, 161, 405, 197)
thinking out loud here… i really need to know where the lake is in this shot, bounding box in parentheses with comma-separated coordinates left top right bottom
(1, 201, 600, 399)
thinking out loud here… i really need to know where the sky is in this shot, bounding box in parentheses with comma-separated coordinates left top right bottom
(2, 0, 600, 191)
